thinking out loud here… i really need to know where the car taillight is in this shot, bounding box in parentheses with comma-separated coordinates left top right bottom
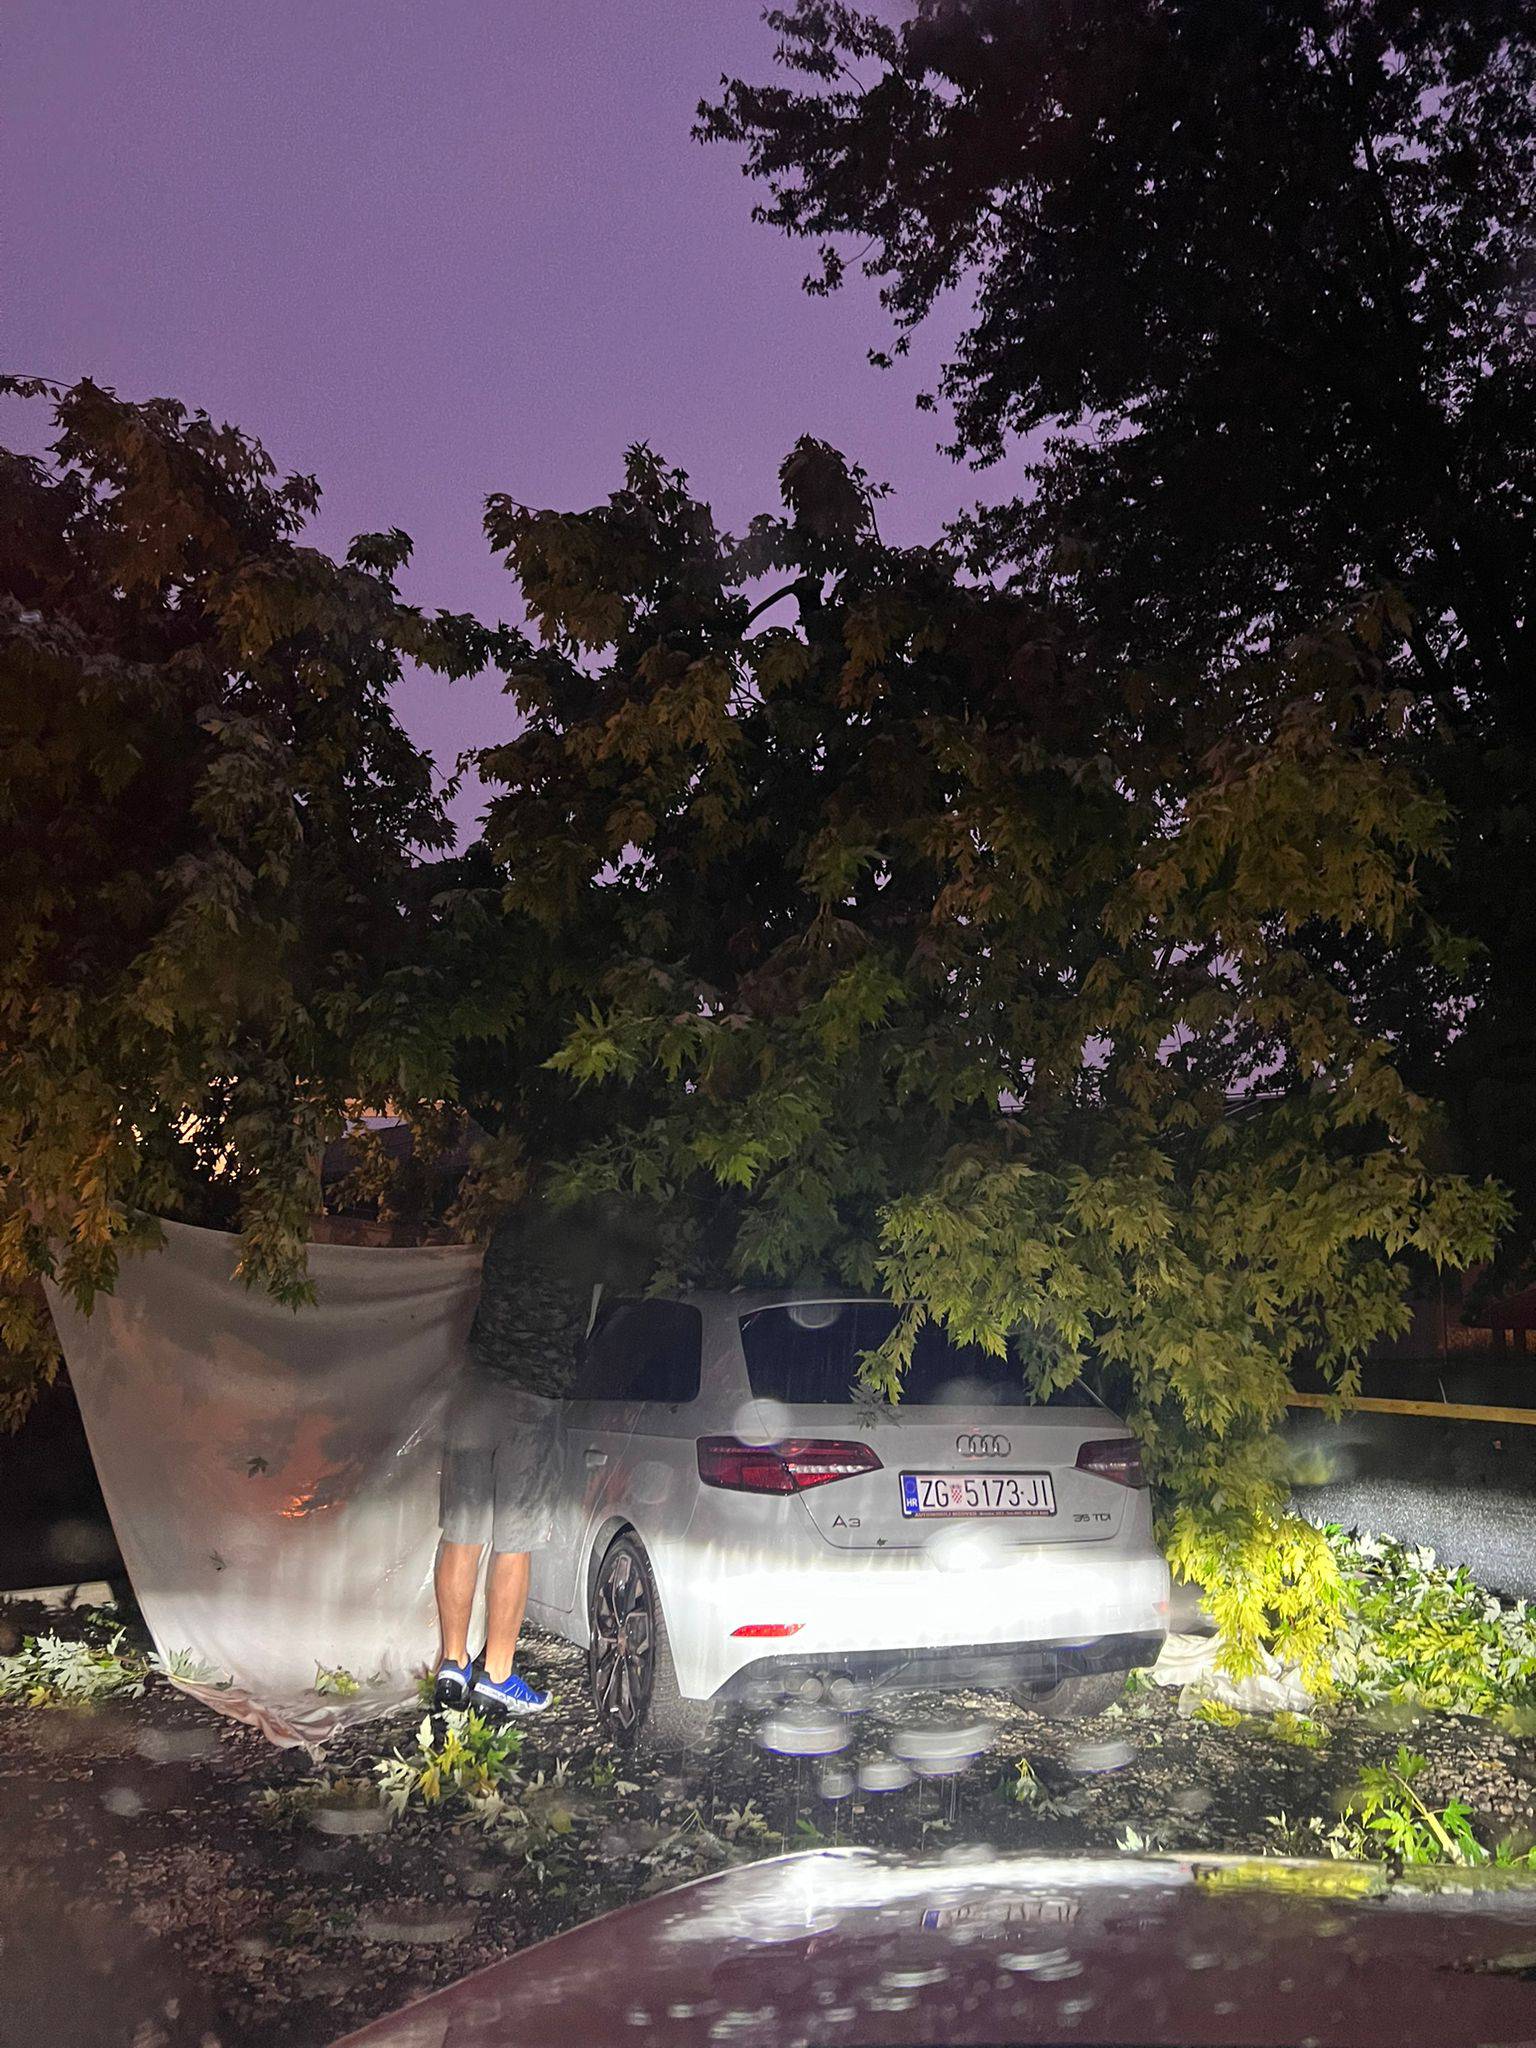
(1075, 1437, 1147, 1488)
(696, 1437, 884, 1494)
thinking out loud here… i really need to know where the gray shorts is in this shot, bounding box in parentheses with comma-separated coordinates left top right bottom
(439, 1367, 565, 1553)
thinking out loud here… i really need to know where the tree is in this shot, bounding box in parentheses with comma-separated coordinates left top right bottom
(700, 1, 1536, 1278)
(0, 378, 535, 1427)
(478, 436, 1506, 1670)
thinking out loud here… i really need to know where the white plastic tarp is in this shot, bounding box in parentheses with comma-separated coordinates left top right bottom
(47, 1220, 483, 1749)
(1152, 1630, 1314, 1714)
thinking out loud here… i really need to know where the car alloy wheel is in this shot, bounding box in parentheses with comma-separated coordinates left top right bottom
(591, 1540, 655, 1738)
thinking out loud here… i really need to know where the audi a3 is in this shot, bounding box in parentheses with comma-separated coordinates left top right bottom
(527, 1292, 1171, 1746)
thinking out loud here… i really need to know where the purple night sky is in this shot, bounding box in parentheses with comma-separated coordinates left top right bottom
(8, 1, 1006, 835)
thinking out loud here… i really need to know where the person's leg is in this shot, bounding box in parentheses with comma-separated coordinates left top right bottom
(434, 1538, 485, 1668)
(481, 1549, 532, 1682)
(470, 1395, 555, 1714)
(436, 1372, 496, 1697)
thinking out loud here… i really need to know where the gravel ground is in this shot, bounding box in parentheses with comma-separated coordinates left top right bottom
(7, 1597, 1536, 2048)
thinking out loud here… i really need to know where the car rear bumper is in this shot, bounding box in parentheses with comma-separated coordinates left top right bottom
(654, 1533, 1171, 1700)
(713, 1628, 1166, 1702)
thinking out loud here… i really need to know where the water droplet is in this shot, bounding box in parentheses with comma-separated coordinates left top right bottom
(735, 1400, 792, 1445)
(1065, 1739, 1134, 1773)
(755, 1707, 850, 1757)
(889, 1716, 995, 1774)
(818, 1763, 855, 1801)
(136, 1727, 217, 1763)
(999, 1948, 1073, 1975)
(856, 1752, 914, 1793)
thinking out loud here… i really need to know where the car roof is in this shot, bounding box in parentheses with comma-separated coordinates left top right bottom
(331, 1847, 1536, 2048)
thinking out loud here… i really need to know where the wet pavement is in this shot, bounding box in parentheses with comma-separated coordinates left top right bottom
(1289, 1409, 1536, 1598)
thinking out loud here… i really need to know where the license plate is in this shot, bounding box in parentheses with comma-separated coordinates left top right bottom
(900, 1471, 1057, 1517)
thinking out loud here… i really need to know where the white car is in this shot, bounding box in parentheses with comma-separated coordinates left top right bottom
(526, 1292, 1170, 1746)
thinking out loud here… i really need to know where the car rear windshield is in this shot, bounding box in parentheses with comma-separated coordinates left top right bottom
(737, 1302, 1100, 1408)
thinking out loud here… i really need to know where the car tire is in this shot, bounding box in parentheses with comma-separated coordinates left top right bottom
(1015, 1668, 1129, 1720)
(588, 1532, 713, 1753)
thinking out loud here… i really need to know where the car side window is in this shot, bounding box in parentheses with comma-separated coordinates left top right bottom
(569, 1300, 702, 1404)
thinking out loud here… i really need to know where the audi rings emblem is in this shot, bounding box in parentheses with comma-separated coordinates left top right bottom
(956, 1433, 1010, 1458)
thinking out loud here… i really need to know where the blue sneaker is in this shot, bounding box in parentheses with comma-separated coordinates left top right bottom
(471, 1668, 551, 1717)
(432, 1657, 475, 1710)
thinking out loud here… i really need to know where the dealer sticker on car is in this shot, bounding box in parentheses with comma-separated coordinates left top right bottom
(900, 1472, 1057, 1517)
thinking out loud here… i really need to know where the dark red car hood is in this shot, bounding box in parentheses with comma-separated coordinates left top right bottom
(334, 1847, 1536, 2048)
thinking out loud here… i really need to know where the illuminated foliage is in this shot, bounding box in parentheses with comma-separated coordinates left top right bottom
(0, 374, 1512, 1676)
(1331, 1528, 1536, 1718)
(702, 1, 1536, 1280)
(375, 1709, 525, 1817)
(0, 1627, 146, 1707)
(1337, 1747, 1512, 1867)
(481, 439, 1506, 1673)
(0, 378, 529, 1425)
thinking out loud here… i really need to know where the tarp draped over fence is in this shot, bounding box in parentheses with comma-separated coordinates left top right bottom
(47, 1220, 483, 1748)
